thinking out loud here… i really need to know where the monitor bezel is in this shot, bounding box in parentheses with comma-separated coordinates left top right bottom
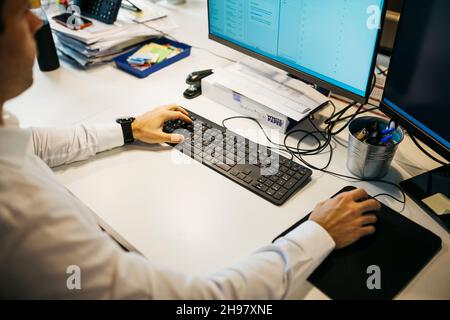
(207, 0, 388, 104)
(379, 1, 450, 162)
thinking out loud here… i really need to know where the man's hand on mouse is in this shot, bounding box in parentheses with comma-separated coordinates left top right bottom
(132, 105, 192, 145)
(310, 188, 381, 249)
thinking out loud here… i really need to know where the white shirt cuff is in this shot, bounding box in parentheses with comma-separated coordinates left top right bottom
(282, 220, 336, 262)
(273, 220, 335, 298)
(95, 124, 124, 152)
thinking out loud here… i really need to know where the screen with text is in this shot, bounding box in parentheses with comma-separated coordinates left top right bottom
(209, 0, 385, 98)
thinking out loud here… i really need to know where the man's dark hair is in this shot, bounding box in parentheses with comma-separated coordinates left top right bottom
(0, 0, 4, 34)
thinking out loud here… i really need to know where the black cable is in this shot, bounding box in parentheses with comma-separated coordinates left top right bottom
(221, 116, 294, 160)
(191, 45, 238, 63)
(221, 106, 406, 207)
(372, 72, 377, 92)
(373, 193, 406, 204)
(409, 133, 447, 166)
(138, 22, 180, 42)
(329, 106, 379, 124)
(376, 65, 389, 76)
(221, 71, 407, 207)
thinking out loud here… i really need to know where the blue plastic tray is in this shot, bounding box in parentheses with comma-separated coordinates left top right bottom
(114, 37, 191, 79)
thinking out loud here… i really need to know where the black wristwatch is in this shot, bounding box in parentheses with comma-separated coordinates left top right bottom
(116, 117, 136, 144)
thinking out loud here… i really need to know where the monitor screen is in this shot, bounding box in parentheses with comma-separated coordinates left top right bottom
(381, 0, 450, 159)
(208, 0, 386, 102)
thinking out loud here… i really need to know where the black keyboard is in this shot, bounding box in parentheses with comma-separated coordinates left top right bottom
(163, 110, 312, 206)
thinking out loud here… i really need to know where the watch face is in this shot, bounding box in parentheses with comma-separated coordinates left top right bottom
(117, 117, 135, 124)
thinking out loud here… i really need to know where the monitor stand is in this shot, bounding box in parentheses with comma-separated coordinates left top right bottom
(400, 164, 450, 233)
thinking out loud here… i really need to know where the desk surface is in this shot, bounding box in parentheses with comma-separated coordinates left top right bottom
(5, 0, 449, 300)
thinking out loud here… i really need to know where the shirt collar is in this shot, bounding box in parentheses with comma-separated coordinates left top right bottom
(0, 126, 31, 168)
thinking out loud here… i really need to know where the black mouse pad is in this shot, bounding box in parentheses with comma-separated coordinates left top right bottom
(273, 186, 442, 300)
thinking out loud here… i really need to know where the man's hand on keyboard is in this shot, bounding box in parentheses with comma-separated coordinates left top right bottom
(132, 105, 192, 144)
(309, 188, 381, 249)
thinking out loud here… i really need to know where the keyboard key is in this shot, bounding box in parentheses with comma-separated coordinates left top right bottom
(230, 168, 240, 176)
(274, 191, 286, 200)
(257, 177, 267, 183)
(272, 184, 281, 191)
(284, 178, 297, 189)
(266, 189, 275, 196)
(254, 183, 268, 192)
(287, 170, 296, 176)
(274, 191, 284, 200)
(225, 155, 236, 165)
(244, 176, 253, 184)
(264, 180, 273, 187)
(260, 160, 273, 169)
(275, 188, 288, 200)
(279, 187, 288, 196)
(294, 173, 304, 180)
(203, 154, 213, 163)
(270, 176, 279, 182)
(216, 162, 231, 172)
(238, 173, 247, 180)
(282, 174, 290, 181)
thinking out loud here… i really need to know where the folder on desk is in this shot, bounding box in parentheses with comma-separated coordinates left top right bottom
(273, 186, 442, 300)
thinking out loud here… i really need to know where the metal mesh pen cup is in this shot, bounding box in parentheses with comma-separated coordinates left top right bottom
(347, 117, 404, 179)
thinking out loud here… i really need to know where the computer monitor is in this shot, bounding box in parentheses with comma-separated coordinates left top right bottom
(379, 0, 449, 232)
(208, 0, 387, 103)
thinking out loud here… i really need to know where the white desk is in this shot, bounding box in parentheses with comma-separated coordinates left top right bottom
(5, 0, 449, 300)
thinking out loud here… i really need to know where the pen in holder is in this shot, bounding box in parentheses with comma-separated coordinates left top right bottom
(347, 117, 404, 179)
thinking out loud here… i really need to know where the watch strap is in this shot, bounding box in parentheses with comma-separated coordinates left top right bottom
(116, 118, 135, 144)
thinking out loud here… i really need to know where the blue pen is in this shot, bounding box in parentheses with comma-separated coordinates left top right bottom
(380, 135, 394, 145)
(381, 128, 395, 135)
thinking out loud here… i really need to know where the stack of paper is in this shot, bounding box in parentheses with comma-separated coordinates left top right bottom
(47, 1, 178, 68)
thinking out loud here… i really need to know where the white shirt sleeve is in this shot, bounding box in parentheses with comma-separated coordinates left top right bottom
(3, 125, 336, 299)
(30, 124, 124, 168)
(1, 179, 335, 300)
(124, 221, 335, 300)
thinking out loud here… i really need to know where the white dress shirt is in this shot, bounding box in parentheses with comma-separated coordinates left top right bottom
(0, 119, 335, 299)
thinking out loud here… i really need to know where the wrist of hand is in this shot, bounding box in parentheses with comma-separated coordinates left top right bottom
(116, 117, 136, 144)
(131, 121, 142, 141)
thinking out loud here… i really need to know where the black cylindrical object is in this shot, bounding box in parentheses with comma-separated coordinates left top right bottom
(35, 21, 60, 72)
(31, 1, 60, 72)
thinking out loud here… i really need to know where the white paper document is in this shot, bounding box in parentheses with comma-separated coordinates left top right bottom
(212, 63, 328, 122)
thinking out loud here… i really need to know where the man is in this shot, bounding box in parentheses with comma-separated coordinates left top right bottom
(0, 0, 380, 299)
